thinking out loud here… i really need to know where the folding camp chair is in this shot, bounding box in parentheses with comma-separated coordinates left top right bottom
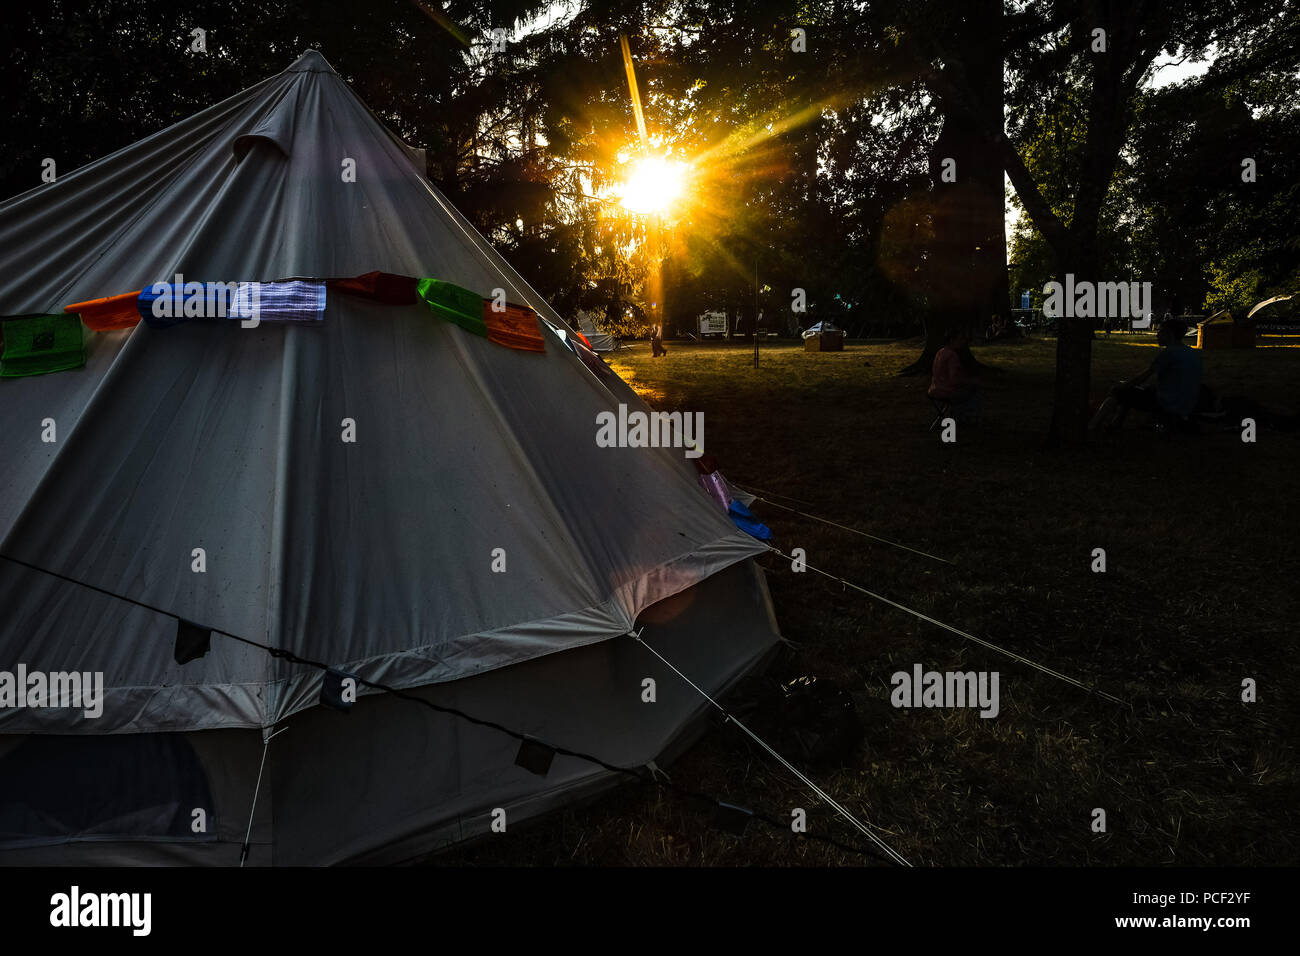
(928, 396, 952, 431)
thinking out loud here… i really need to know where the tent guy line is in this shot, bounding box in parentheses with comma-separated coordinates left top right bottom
(241, 725, 290, 867)
(762, 546, 1127, 706)
(743, 492, 955, 564)
(633, 629, 913, 867)
(0, 549, 895, 865)
(728, 482, 818, 508)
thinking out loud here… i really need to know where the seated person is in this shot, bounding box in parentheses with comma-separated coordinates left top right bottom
(1093, 317, 1202, 431)
(988, 313, 1022, 342)
(929, 328, 984, 420)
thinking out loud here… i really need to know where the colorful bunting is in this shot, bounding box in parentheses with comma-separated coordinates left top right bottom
(8, 274, 542, 383)
(64, 291, 142, 331)
(416, 278, 545, 353)
(138, 283, 235, 329)
(327, 271, 418, 305)
(138, 281, 326, 329)
(484, 300, 545, 353)
(230, 281, 326, 324)
(0, 314, 86, 377)
(416, 278, 486, 337)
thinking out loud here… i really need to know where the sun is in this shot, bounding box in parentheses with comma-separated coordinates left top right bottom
(617, 155, 688, 215)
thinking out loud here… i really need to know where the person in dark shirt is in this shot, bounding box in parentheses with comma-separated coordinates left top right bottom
(1093, 318, 1203, 431)
(650, 323, 668, 357)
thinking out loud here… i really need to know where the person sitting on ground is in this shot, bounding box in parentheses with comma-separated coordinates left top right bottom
(1091, 317, 1202, 432)
(928, 328, 984, 421)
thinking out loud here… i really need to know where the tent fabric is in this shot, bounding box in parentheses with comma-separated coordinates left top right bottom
(802, 320, 840, 338)
(0, 49, 779, 863)
(1197, 313, 1235, 350)
(0, 51, 564, 321)
(0, 314, 85, 377)
(64, 291, 142, 331)
(0, 49, 770, 732)
(1247, 294, 1293, 319)
(0, 734, 214, 843)
(0, 559, 780, 865)
(0, 300, 765, 734)
(572, 334, 614, 377)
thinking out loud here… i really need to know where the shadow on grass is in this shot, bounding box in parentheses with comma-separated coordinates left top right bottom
(438, 336, 1299, 866)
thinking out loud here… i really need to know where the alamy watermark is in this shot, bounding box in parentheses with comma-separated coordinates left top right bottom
(596, 403, 704, 459)
(50, 886, 151, 936)
(0, 664, 103, 718)
(147, 274, 263, 327)
(890, 665, 1000, 718)
(1043, 274, 1152, 322)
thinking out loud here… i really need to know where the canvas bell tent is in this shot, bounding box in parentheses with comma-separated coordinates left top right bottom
(0, 51, 780, 865)
(575, 310, 617, 352)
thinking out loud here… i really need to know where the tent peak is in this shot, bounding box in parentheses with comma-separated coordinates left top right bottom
(287, 49, 337, 73)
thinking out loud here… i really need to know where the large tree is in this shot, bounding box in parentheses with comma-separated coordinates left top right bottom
(876, 0, 1294, 440)
(997, 0, 1293, 443)
(874, 0, 1014, 374)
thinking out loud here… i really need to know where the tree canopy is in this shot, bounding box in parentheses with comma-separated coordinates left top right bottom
(4, 0, 1296, 438)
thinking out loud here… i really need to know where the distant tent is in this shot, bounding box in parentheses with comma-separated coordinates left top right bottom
(1196, 310, 1254, 349)
(802, 320, 845, 352)
(1247, 294, 1294, 319)
(575, 310, 617, 352)
(1247, 294, 1297, 334)
(801, 320, 841, 339)
(0, 51, 779, 865)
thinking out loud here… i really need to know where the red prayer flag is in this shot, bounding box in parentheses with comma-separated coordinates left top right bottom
(326, 271, 418, 305)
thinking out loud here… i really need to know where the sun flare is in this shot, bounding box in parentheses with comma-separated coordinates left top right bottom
(617, 156, 688, 215)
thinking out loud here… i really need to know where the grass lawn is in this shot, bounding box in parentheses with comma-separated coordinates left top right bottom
(446, 332, 1299, 866)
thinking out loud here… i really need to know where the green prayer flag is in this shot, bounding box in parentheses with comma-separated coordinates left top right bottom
(1, 314, 86, 378)
(416, 278, 487, 338)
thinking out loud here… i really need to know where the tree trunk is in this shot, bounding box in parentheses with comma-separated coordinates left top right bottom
(991, 204, 1011, 327)
(897, 325, 954, 377)
(1044, 236, 1102, 445)
(1044, 225, 1105, 445)
(1049, 316, 1094, 445)
(898, 304, 984, 376)
(902, 0, 1005, 375)
(1004, 15, 1162, 446)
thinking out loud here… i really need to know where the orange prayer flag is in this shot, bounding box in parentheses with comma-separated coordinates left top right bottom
(65, 291, 142, 331)
(482, 301, 546, 353)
